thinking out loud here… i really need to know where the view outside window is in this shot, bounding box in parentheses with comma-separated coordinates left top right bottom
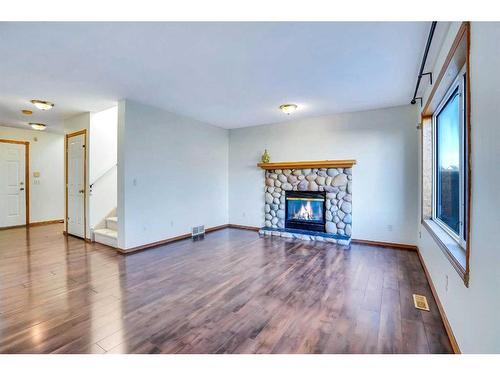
(436, 90, 460, 235)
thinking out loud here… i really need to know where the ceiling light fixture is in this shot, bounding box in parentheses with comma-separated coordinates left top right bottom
(279, 103, 298, 115)
(21, 109, 33, 115)
(29, 123, 46, 131)
(31, 99, 55, 111)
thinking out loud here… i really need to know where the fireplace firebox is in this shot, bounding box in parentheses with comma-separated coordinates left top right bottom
(285, 191, 326, 232)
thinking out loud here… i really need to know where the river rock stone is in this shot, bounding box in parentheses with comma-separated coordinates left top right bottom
(271, 217, 278, 225)
(326, 200, 331, 210)
(270, 210, 276, 217)
(326, 193, 336, 199)
(267, 186, 274, 193)
(298, 180, 308, 191)
(297, 175, 305, 180)
(287, 175, 298, 184)
(337, 221, 345, 229)
(278, 174, 287, 183)
(277, 210, 285, 219)
(345, 168, 352, 175)
(347, 181, 352, 194)
(277, 220, 284, 228)
(265, 193, 273, 204)
(265, 204, 271, 213)
(332, 174, 348, 186)
(272, 192, 281, 198)
(325, 211, 333, 221)
(327, 168, 339, 177)
(305, 174, 317, 182)
(315, 176, 326, 185)
(333, 215, 340, 223)
(343, 213, 352, 224)
(337, 191, 346, 200)
(274, 187, 282, 193)
(337, 229, 345, 235)
(345, 224, 352, 236)
(292, 170, 303, 176)
(271, 204, 279, 210)
(341, 201, 352, 213)
(338, 210, 345, 220)
(283, 169, 292, 176)
(282, 182, 293, 191)
(302, 169, 312, 175)
(273, 197, 280, 204)
(268, 173, 278, 179)
(275, 180, 282, 188)
(275, 169, 282, 174)
(325, 221, 337, 234)
(265, 178, 275, 187)
(308, 181, 319, 191)
(265, 214, 272, 220)
(265, 220, 272, 227)
(344, 194, 352, 202)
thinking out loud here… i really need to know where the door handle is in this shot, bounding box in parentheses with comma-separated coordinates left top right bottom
(20, 187, 25, 191)
(79, 189, 84, 194)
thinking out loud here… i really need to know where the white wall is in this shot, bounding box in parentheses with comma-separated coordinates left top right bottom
(89, 106, 117, 228)
(228, 105, 419, 245)
(0, 126, 64, 223)
(417, 22, 500, 353)
(117, 100, 229, 249)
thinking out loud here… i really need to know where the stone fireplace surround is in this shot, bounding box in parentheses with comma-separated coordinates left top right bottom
(257, 160, 355, 246)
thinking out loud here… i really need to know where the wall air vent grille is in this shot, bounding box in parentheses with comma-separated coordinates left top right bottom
(192, 225, 205, 239)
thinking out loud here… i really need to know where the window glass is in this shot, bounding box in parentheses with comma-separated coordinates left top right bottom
(436, 90, 460, 235)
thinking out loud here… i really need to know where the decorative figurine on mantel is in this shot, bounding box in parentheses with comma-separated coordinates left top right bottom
(261, 149, 270, 163)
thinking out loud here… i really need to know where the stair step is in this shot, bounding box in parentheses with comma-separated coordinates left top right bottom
(106, 216, 118, 231)
(94, 228, 118, 248)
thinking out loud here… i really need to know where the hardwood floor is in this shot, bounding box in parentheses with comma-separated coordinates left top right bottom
(0, 224, 452, 354)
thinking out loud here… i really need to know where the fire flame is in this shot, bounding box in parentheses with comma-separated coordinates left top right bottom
(294, 201, 314, 220)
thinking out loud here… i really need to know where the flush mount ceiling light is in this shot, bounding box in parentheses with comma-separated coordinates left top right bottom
(31, 99, 55, 111)
(21, 109, 33, 115)
(279, 103, 298, 115)
(29, 123, 46, 131)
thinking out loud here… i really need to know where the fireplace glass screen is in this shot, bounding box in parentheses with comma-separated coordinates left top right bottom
(285, 191, 326, 232)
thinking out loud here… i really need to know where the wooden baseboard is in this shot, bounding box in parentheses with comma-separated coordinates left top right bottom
(1, 219, 64, 231)
(29, 219, 64, 227)
(416, 248, 461, 354)
(118, 224, 235, 254)
(351, 238, 417, 251)
(228, 224, 260, 231)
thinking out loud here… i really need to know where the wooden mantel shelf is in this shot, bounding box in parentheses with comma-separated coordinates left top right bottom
(257, 159, 356, 170)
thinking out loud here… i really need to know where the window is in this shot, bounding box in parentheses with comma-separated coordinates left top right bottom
(420, 22, 470, 286)
(432, 67, 467, 248)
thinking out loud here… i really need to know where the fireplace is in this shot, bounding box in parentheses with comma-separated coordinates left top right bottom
(285, 191, 326, 232)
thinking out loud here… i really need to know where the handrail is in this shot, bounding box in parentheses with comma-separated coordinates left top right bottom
(89, 163, 117, 188)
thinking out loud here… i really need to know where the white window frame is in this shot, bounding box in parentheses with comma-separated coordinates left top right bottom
(431, 64, 467, 249)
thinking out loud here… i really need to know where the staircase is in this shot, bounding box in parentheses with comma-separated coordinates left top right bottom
(93, 215, 118, 248)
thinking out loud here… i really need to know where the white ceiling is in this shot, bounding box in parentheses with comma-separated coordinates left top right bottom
(0, 22, 448, 131)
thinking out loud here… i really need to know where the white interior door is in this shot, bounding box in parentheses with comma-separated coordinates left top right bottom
(67, 134, 85, 238)
(0, 142, 26, 228)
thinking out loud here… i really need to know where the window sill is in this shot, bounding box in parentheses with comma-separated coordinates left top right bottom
(422, 219, 468, 286)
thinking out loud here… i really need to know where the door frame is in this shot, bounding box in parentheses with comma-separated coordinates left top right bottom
(65, 129, 87, 239)
(0, 138, 30, 227)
